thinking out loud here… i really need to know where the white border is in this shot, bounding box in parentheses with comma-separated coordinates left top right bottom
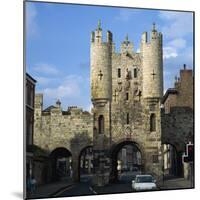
(0, 0, 199, 200)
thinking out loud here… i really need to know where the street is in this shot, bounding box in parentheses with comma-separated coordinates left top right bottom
(54, 179, 132, 197)
(54, 182, 94, 197)
(54, 172, 134, 197)
(53, 173, 193, 198)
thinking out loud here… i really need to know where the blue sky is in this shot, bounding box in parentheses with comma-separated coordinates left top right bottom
(26, 1, 193, 111)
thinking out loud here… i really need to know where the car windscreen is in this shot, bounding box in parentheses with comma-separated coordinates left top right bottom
(136, 176, 153, 183)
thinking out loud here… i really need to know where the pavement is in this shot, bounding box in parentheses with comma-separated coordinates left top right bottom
(27, 178, 74, 199)
(159, 177, 193, 190)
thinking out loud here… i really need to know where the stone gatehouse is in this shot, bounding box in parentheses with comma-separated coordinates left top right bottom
(33, 22, 193, 186)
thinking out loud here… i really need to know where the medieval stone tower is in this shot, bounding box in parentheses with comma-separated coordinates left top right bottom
(91, 21, 163, 186)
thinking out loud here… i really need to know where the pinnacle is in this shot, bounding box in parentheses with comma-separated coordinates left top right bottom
(97, 19, 102, 30)
(152, 22, 156, 32)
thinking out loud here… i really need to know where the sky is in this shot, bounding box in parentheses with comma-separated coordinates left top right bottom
(26, 1, 193, 111)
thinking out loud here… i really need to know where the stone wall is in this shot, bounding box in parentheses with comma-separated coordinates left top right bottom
(34, 94, 93, 154)
(33, 95, 93, 182)
(161, 107, 194, 152)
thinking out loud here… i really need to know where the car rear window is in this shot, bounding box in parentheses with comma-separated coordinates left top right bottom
(136, 176, 153, 183)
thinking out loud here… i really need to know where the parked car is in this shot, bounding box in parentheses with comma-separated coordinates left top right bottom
(132, 174, 157, 191)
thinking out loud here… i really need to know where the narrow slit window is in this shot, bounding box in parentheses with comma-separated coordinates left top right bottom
(118, 68, 121, 78)
(150, 113, 156, 131)
(126, 113, 129, 124)
(98, 115, 104, 134)
(134, 68, 137, 78)
(126, 92, 129, 100)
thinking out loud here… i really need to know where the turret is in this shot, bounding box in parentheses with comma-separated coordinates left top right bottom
(90, 21, 113, 186)
(140, 23, 163, 99)
(90, 20, 112, 101)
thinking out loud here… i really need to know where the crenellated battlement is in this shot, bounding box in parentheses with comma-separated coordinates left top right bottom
(91, 21, 163, 101)
(141, 23, 162, 45)
(91, 20, 113, 45)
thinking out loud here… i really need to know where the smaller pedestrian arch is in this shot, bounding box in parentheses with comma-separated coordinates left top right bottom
(162, 143, 183, 178)
(50, 147, 72, 181)
(78, 146, 93, 182)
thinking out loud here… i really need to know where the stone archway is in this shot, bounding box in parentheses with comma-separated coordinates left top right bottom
(49, 147, 72, 181)
(162, 143, 183, 178)
(109, 140, 143, 183)
(78, 146, 93, 182)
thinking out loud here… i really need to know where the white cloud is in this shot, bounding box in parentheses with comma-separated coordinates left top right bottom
(115, 9, 139, 22)
(167, 38, 186, 49)
(35, 76, 59, 86)
(163, 38, 187, 60)
(26, 3, 38, 37)
(159, 11, 193, 61)
(43, 75, 83, 99)
(159, 11, 193, 39)
(33, 63, 60, 75)
(163, 46, 178, 59)
(159, 11, 181, 20)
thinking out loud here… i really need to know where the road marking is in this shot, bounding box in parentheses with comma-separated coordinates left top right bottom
(53, 185, 75, 197)
(89, 186, 97, 194)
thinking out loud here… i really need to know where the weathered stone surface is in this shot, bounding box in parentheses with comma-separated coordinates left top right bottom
(34, 97, 93, 154)
(161, 107, 193, 151)
(34, 97, 94, 182)
(90, 23, 164, 185)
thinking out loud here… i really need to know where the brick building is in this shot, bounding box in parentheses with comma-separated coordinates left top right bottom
(163, 64, 193, 113)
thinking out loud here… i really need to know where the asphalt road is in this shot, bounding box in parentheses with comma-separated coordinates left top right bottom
(54, 173, 192, 198)
(55, 173, 135, 197)
(55, 182, 94, 197)
(55, 181, 134, 197)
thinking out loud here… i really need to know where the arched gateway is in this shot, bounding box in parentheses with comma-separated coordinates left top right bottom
(109, 141, 143, 182)
(50, 147, 72, 181)
(78, 146, 94, 182)
(47, 145, 94, 183)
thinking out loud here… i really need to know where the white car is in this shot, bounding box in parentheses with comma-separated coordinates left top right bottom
(132, 175, 157, 191)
